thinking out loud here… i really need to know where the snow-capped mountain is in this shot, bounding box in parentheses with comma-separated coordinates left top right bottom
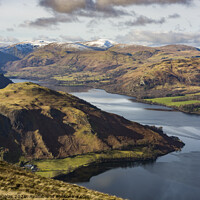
(0, 40, 50, 58)
(0, 43, 8, 48)
(80, 39, 118, 49)
(0, 39, 118, 59)
(55, 39, 118, 51)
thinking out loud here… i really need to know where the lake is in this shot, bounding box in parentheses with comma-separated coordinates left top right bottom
(11, 79, 200, 200)
(70, 89, 200, 200)
(11, 78, 41, 84)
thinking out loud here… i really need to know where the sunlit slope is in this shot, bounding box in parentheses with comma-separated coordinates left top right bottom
(0, 82, 183, 162)
(0, 161, 123, 200)
(4, 44, 200, 98)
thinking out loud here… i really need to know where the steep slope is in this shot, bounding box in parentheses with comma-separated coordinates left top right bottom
(0, 82, 183, 163)
(0, 74, 13, 89)
(0, 161, 122, 199)
(0, 51, 19, 70)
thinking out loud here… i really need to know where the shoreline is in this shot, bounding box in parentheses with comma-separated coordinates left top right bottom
(33, 144, 183, 179)
(134, 98, 200, 115)
(9, 77, 200, 115)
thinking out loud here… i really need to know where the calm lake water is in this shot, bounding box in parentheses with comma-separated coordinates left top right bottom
(71, 89, 200, 200)
(11, 78, 40, 84)
(11, 79, 200, 200)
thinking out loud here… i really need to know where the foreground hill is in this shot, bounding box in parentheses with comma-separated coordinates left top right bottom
(0, 74, 12, 89)
(0, 161, 122, 199)
(0, 82, 183, 163)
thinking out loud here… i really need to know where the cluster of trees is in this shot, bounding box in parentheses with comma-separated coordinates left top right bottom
(180, 103, 200, 113)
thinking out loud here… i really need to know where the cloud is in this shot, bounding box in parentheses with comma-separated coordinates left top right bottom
(39, 0, 131, 18)
(20, 14, 78, 28)
(33, 35, 58, 42)
(0, 36, 19, 44)
(39, 0, 192, 16)
(97, 0, 192, 7)
(116, 30, 200, 46)
(32, 0, 191, 28)
(59, 35, 84, 42)
(87, 19, 99, 28)
(6, 28, 14, 32)
(124, 16, 166, 26)
(39, 0, 88, 14)
(24, 0, 131, 29)
(168, 13, 180, 19)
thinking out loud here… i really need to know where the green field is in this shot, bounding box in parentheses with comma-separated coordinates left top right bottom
(34, 148, 157, 178)
(145, 93, 200, 114)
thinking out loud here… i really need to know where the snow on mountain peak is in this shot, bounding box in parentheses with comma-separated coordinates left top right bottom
(17, 40, 51, 47)
(80, 39, 118, 49)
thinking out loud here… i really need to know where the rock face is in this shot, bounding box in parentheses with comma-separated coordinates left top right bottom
(0, 82, 183, 162)
(0, 74, 12, 89)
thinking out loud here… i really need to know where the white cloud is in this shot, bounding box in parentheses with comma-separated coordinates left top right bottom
(116, 30, 200, 47)
(124, 16, 166, 26)
(20, 14, 78, 28)
(59, 35, 84, 42)
(0, 36, 19, 44)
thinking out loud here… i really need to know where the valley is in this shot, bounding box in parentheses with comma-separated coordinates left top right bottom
(0, 40, 199, 199)
(1, 40, 200, 114)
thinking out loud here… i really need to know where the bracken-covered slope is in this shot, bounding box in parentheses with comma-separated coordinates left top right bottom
(4, 43, 200, 98)
(0, 161, 122, 199)
(0, 82, 183, 162)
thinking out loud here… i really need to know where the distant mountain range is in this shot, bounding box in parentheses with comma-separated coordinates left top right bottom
(0, 40, 50, 58)
(1, 39, 200, 101)
(0, 39, 117, 59)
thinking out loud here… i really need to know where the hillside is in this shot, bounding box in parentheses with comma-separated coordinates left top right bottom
(0, 82, 183, 164)
(0, 51, 19, 70)
(0, 74, 13, 89)
(0, 161, 122, 199)
(3, 42, 200, 114)
(4, 43, 200, 97)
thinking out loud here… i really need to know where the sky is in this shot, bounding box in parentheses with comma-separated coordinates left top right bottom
(0, 0, 200, 47)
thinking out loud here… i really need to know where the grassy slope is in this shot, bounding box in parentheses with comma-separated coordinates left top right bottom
(0, 82, 183, 163)
(4, 44, 200, 97)
(0, 161, 122, 199)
